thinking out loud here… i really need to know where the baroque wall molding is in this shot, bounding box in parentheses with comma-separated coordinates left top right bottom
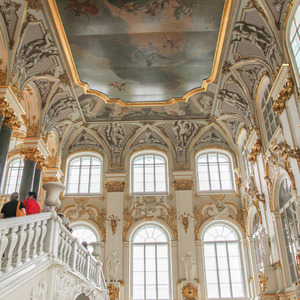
(273, 78, 294, 115)
(181, 282, 198, 300)
(248, 140, 262, 164)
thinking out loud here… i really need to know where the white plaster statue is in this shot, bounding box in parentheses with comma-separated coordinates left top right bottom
(106, 250, 121, 282)
(182, 250, 195, 281)
(259, 225, 271, 257)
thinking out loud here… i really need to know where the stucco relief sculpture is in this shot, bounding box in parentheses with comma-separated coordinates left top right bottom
(107, 214, 120, 235)
(106, 250, 121, 282)
(231, 21, 279, 67)
(182, 250, 196, 281)
(172, 120, 194, 149)
(47, 96, 78, 120)
(178, 212, 193, 233)
(105, 123, 125, 149)
(14, 32, 58, 84)
(258, 224, 271, 266)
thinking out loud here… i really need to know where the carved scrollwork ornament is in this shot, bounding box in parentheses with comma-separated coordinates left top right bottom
(258, 271, 268, 295)
(25, 0, 43, 11)
(178, 212, 193, 233)
(273, 78, 294, 115)
(36, 155, 48, 170)
(172, 179, 194, 191)
(181, 283, 198, 300)
(104, 181, 126, 192)
(248, 140, 262, 164)
(107, 284, 120, 300)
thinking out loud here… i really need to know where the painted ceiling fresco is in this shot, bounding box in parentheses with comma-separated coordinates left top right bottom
(55, 0, 226, 103)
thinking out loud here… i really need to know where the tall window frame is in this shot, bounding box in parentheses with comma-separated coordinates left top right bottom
(286, 1, 300, 87)
(279, 177, 300, 284)
(130, 223, 171, 300)
(202, 222, 247, 299)
(65, 153, 102, 195)
(196, 150, 235, 193)
(3, 156, 24, 195)
(131, 151, 168, 195)
(261, 82, 279, 143)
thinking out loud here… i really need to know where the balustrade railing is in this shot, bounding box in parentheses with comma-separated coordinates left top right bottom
(0, 212, 106, 290)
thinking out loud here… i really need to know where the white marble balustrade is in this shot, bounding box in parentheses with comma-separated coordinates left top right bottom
(0, 212, 106, 291)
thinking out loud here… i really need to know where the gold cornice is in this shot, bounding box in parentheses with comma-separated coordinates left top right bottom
(172, 179, 195, 191)
(47, 0, 233, 106)
(104, 181, 126, 193)
(181, 283, 198, 300)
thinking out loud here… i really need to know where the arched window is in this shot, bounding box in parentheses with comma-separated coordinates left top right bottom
(196, 151, 234, 192)
(261, 83, 279, 143)
(279, 177, 299, 283)
(203, 223, 246, 299)
(72, 225, 98, 252)
(131, 152, 168, 194)
(287, 2, 300, 82)
(252, 213, 263, 273)
(3, 156, 24, 194)
(66, 154, 102, 194)
(131, 224, 171, 300)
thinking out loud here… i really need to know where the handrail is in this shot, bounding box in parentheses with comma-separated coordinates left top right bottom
(0, 212, 106, 291)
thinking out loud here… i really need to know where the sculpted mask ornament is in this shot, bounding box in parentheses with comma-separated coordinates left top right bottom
(181, 283, 198, 300)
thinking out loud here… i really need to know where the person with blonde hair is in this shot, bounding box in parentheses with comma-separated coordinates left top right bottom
(0, 192, 26, 218)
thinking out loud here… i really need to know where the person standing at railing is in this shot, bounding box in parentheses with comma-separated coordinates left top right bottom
(23, 192, 40, 215)
(0, 192, 26, 218)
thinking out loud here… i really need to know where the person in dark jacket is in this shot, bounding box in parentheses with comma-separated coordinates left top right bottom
(0, 192, 26, 218)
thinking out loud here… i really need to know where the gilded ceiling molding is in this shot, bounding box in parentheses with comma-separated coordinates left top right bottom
(107, 283, 120, 300)
(272, 78, 294, 115)
(181, 283, 198, 300)
(284, 0, 296, 24)
(22, 115, 39, 137)
(258, 271, 268, 295)
(47, 0, 233, 106)
(248, 140, 262, 164)
(104, 181, 126, 193)
(172, 179, 194, 191)
(20, 147, 41, 162)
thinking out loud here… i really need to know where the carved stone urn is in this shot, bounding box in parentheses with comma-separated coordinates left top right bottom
(42, 182, 65, 210)
(90, 242, 102, 260)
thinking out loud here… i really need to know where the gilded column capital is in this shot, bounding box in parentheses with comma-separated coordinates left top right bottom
(20, 147, 41, 162)
(104, 181, 126, 192)
(273, 78, 294, 115)
(36, 155, 48, 170)
(2, 113, 21, 130)
(0, 97, 11, 118)
(248, 140, 262, 164)
(172, 179, 194, 191)
(181, 282, 198, 300)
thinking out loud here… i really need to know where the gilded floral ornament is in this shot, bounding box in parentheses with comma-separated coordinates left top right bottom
(273, 78, 294, 115)
(181, 283, 198, 300)
(104, 181, 126, 192)
(0, 97, 11, 118)
(107, 284, 120, 300)
(258, 271, 268, 294)
(107, 214, 120, 235)
(172, 179, 194, 191)
(36, 155, 48, 170)
(248, 140, 262, 164)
